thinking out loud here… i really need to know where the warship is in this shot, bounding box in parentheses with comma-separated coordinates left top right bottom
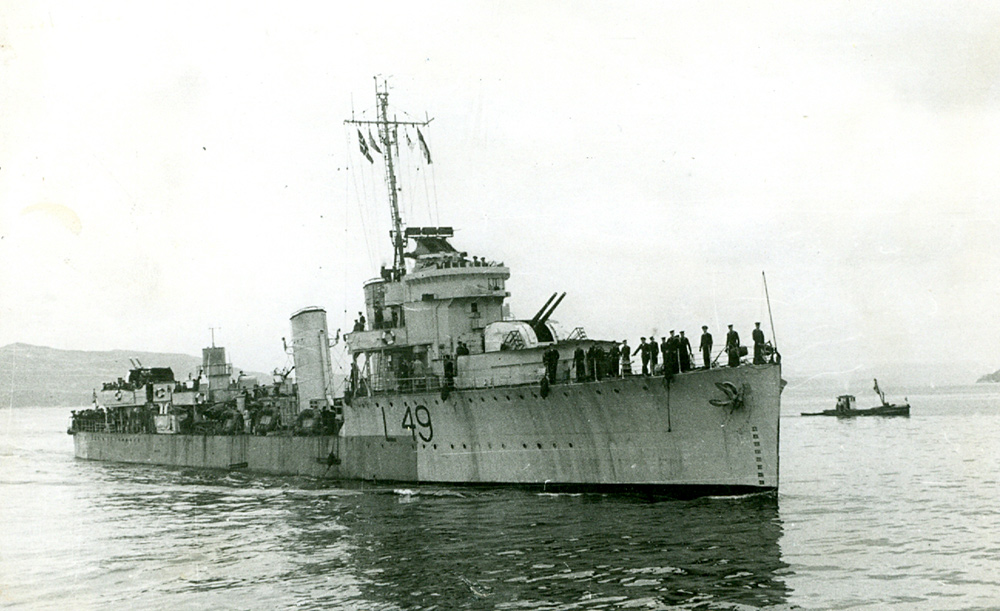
(71, 81, 782, 496)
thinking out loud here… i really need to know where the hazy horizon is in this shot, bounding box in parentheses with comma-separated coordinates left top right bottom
(3, 3, 1000, 378)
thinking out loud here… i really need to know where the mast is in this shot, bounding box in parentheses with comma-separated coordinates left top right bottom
(345, 78, 433, 278)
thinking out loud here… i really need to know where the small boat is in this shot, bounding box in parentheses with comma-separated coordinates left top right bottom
(802, 378, 910, 417)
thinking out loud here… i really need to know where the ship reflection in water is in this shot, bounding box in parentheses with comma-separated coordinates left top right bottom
(308, 488, 789, 609)
(81, 466, 788, 610)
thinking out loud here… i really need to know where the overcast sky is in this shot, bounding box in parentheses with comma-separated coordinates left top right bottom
(2, 1, 999, 384)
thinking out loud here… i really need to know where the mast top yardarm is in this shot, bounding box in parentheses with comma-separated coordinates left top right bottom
(344, 78, 433, 279)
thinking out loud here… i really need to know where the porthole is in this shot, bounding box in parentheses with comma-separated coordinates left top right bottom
(501, 444, 506, 449)
(433, 444, 438, 450)
(613, 388, 620, 394)
(596, 389, 602, 395)
(569, 443, 574, 448)
(522, 443, 527, 449)
(536, 443, 542, 449)
(450, 444, 455, 449)
(462, 444, 467, 449)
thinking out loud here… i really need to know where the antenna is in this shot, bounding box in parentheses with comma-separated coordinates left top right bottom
(209, 326, 220, 347)
(762, 272, 777, 356)
(345, 78, 433, 279)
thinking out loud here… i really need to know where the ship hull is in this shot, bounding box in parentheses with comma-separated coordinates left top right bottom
(74, 364, 780, 495)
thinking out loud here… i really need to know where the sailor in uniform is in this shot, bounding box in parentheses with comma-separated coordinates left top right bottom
(752, 322, 766, 364)
(699, 325, 713, 369)
(633, 338, 650, 376)
(726, 324, 741, 367)
(678, 331, 692, 372)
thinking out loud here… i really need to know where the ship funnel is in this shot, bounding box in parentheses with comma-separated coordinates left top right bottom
(290, 307, 334, 414)
(529, 293, 559, 326)
(537, 292, 566, 325)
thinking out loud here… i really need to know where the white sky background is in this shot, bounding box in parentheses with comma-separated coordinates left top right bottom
(2, 1, 999, 381)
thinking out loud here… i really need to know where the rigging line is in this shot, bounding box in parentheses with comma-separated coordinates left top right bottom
(403, 130, 423, 225)
(429, 154, 440, 227)
(364, 125, 388, 268)
(346, 125, 372, 268)
(345, 125, 376, 270)
(343, 128, 352, 334)
(412, 142, 431, 226)
(398, 138, 412, 223)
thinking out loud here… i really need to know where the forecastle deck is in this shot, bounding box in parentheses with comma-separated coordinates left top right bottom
(74, 363, 780, 495)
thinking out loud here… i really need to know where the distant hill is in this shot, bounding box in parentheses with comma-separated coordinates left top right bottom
(784, 360, 988, 393)
(0, 343, 266, 408)
(977, 369, 1000, 383)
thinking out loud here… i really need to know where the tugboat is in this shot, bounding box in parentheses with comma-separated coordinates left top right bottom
(71, 80, 783, 496)
(802, 378, 910, 417)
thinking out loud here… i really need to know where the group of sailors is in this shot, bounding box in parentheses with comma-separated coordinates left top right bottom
(69, 405, 154, 434)
(540, 322, 776, 385)
(353, 308, 404, 332)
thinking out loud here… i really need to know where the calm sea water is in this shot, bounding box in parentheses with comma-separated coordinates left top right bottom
(2, 384, 999, 610)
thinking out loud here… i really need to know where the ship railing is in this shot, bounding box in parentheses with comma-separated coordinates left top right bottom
(70, 420, 155, 434)
(70, 420, 110, 433)
(370, 375, 444, 394)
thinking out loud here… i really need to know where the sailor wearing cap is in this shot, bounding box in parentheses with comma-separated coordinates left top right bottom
(700, 325, 713, 369)
(752, 322, 766, 364)
(633, 337, 650, 376)
(726, 324, 741, 367)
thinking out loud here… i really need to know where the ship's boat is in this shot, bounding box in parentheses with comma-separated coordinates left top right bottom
(71, 80, 782, 497)
(801, 379, 910, 417)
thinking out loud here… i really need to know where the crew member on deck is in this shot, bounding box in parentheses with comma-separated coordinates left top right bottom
(574, 346, 586, 382)
(726, 324, 741, 367)
(620, 340, 632, 375)
(700, 325, 713, 369)
(678, 331, 693, 372)
(443, 355, 455, 389)
(752, 322, 766, 364)
(608, 342, 620, 377)
(649, 337, 659, 375)
(544, 347, 559, 384)
(634, 338, 650, 376)
(665, 331, 679, 375)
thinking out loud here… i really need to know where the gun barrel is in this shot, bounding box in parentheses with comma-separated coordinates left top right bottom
(537, 292, 566, 326)
(529, 293, 558, 326)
